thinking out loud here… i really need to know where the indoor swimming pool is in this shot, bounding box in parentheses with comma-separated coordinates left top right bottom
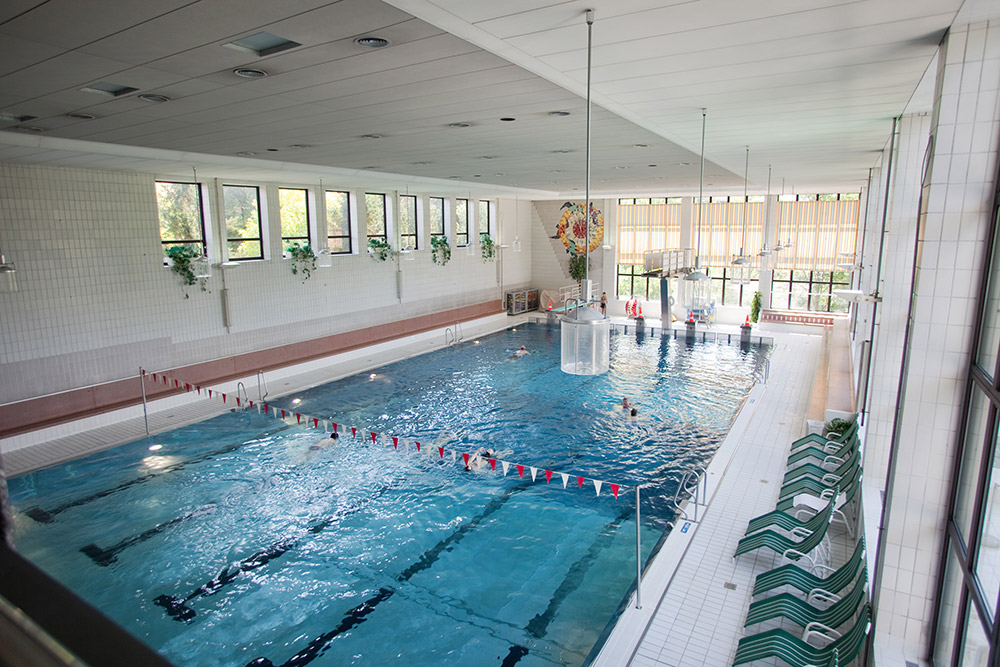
(8, 323, 769, 667)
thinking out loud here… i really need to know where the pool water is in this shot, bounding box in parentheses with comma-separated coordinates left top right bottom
(8, 323, 767, 667)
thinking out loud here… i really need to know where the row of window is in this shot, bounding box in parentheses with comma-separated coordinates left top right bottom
(616, 265, 851, 313)
(156, 181, 495, 260)
(618, 193, 860, 205)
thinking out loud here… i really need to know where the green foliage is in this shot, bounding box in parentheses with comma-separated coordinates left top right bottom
(223, 185, 262, 260)
(750, 290, 762, 323)
(431, 235, 451, 266)
(826, 417, 854, 436)
(568, 253, 588, 283)
(164, 245, 207, 297)
(286, 243, 316, 282)
(367, 237, 394, 262)
(480, 233, 496, 261)
(156, 182, 202, 245)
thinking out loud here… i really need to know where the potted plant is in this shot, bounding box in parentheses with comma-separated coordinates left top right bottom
(431, 235, 451, 266)
(367, 237, 395, 262)
(286, 243, 316, 282)
(164, 244, 208, 297)
(750, 290, 762, 323)
(480, 233, 496, 261)
(568, 252, 587, 284)
(825, 417, 854, 437)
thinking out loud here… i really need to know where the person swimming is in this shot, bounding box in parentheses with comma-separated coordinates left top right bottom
(511, 345, 529, 359)
(309, 431, 339, 451)
(621, 397, 632, 411)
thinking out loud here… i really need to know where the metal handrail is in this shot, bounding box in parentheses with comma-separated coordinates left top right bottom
(455, 321, 464, 342)
(237, 382, 249, 407)
(673, 466, 708, 523)
(257, 371, 268, 401)
(444, 328, 455, 346)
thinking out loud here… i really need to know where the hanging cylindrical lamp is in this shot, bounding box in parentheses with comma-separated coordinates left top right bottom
(758, 165, 774, 269)
(0, 254, 17, 293)
(731, 145, 752, 286)
(684, 108, 711, 312)
(560, 8, 609, 377)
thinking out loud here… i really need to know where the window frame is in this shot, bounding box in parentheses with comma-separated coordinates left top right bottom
(455, 198, 470, 246)
(399, 194, 419, 251)
(365, 192, 388, 245)
(278, 187, 312, 252)
(478, 200, 494, 239)
(325, 190, 353, 255)
(770, 269, 850, 312)
(222, 183, 264, 262)
(429, 197, 446, 240)
(156, 181, 208, 257)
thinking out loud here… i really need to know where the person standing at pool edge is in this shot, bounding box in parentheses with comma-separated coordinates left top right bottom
(600, 291, 608, 315)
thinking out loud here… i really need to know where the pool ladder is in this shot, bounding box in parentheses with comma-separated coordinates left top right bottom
(257, 370, 269, 401)
(236, 382, 249, 408)
(673, 466, 708, 523)
(444, 321, 464, 347)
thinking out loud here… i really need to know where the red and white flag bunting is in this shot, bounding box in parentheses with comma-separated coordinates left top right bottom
(141, 369, 625, 499)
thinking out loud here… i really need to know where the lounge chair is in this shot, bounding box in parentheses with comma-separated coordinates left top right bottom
(788, 418, 859, 453)
(734, 493, 837, 568)
(732, 604, 870, 667)
(744, 491, 844, 537)
(752, 538, 866, 599)
(777, 461, 861, 513)
(744, 567, 868, 629)
(783, 448, 861, 486)
(786, 429, 859, 467)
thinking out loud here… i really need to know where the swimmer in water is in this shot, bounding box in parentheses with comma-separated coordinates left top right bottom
(309, 431, 339, 451)
(511, 345, 529, 359)
(621, 397, 632, 411)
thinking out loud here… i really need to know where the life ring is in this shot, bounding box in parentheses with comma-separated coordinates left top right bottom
(556, 203, 605, 255)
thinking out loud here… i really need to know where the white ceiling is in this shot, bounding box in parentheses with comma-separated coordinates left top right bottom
(0, 0, 978, 197)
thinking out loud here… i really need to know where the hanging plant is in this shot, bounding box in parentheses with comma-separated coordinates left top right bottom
(164, 244, 207, 297)
(286, 243, 316, 282)
(568, 252, 588, 283)
(431, 235, 451, 266)
(367, 237, 395, 262)
(750, 290, 762, 323)
(480, 233, 496, 261)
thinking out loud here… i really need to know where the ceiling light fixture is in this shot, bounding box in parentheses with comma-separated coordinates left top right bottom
(19, 126, 46, 132)
(731, 145, 752, 286)
(236, 151, 257, 156)
(233, 68, 268, 78)
(138, 94, 170, 103)
(0, 113, 37, 123)
(354, 36, 390, 48)
(361, 134, 382, 139)
(79, 82, 138, 97)
(289, 144, 313, 149)
(759, 165, 774, 264)
(499, 117, 516, 122)
(548, 111, 571, 117)
(632, 143, 648, 148)
(684, 108, 711, 313)
(448, 122, 471, 128)
(65, 112, 96, 120)
(553, 149, 572, 154)
(224, 32, 301, 57)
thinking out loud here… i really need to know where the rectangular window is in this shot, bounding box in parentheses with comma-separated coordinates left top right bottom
(478, 200, 494, 238)
(325, 190, 352, 254)
(429, 197, 445, 238)
(279, 188, 310, 251)
(455, 198, 470, 246)
(223, 184, 263, 260)
(616, 198, 682, 299)
(774, 196, 860, 272)
(616, 264, 661, 302)
(156, 181, 206, 255)
(770, 269, 850, 313)
(366, 193, 387, 243)
(399, 194, 418, 250)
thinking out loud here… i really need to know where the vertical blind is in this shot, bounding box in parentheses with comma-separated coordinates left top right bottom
(617, 203, 681, 264)
(694, 201, 764, 269)
(774, 199, 859, 271)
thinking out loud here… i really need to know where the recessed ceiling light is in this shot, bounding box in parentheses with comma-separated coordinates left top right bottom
(473, 174, 482, 178)
(234, 68, 268, 79)
(414, 161, 432, 165)
(633, 143, 648, 148)
(615, 165, 630, 169)
(19, 126, 46, 132)
(266, 148, 279, 151)
(548, 111, 571, 116)
(494, 172, 506, 176)
(65, 112, 96, 120)
(448, 122, 472, 128)
(236, 151, 257, 156)
(355, 36, 390, 48)
(550, 169, 564, 173)
(479, 155, 496, 159)
(648, 164, 658, 167)
(500, 117, 516, 122)
(552, 149, 572, 154)
(448, 176, 461, 179)
(80, 82, 138, 97)
(138, 94, 170, 103)
(677, 162, 692, 166)
(0, 113, 38, 123)
(361, 134, 382, 139)
(364, 166, 381, 170)
(224, 32, 301, 57)
(289, 144, 313, 149)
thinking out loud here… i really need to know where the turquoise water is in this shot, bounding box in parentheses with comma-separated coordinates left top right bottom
(8, 323, 767, 666)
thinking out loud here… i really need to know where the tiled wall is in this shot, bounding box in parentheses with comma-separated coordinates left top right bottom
(0, 163, 530, 405)
(866, 21, 1000, 661)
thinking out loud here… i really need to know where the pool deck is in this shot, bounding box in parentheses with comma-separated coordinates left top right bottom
(0, 313, 830, 667)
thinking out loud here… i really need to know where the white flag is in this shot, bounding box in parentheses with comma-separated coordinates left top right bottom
(594, 480, 603, 497)
(560, 473, 569, 489)
(501, 461, 511, 476)
(530, 467, 538, 482)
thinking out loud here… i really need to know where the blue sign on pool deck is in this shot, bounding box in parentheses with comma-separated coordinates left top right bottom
(8, 323, 767, 667)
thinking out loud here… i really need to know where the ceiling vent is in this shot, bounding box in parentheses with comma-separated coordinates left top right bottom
(224, 32, 301, 57)
(79, 82, 138, 97)
(234, 68, 268, 79)
(354, 36, 390, 48)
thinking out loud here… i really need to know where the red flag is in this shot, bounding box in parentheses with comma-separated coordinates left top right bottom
(151, 373, 156, 381)
(142, 369, 147, 376)
(416, 442, 421, 452)
(393, 437, 399, 450)
(163, 376, 168, 384)
(313, 418, 319, 428)
(351, 427, 356, 438)
(185, 383, 191, 392)
(280, 409, 286, 419)
(236, 397, 241, 407)
(371, 432, 377, 444)
(611, 483, 620, 499)
(489, 458, 496, 471)
(517, 464, 524, 478)
(174, 379, 179, 388)
(438, 447, 444, 458)
(577, 476, 585, 488)
(332, 423, 337, 433)
(463, 453, 470, 467)
(545, 470, 553, 483)
(222, 393, 227, 403)
(296, 413, 302, 424)
(197, 386, 202, 395)
(248, 400, 253, 408)
(209, 389, 213, 398)
(263, 404, 269, 414)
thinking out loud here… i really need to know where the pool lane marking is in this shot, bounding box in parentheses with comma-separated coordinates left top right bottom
(243, 483, 529, 667)
(22, 422, 291, 524)
(79, 504, 217, 567)
(153, 481, 399, 622)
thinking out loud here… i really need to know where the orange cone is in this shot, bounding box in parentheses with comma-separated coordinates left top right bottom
(547, 299, 552, 311)
(745, 315, 750, 325)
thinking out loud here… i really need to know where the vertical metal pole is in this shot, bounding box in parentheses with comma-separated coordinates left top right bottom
(584, 9, 594, 285)
(635, 485, 642, 610)
(139, 367, 150, 439)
